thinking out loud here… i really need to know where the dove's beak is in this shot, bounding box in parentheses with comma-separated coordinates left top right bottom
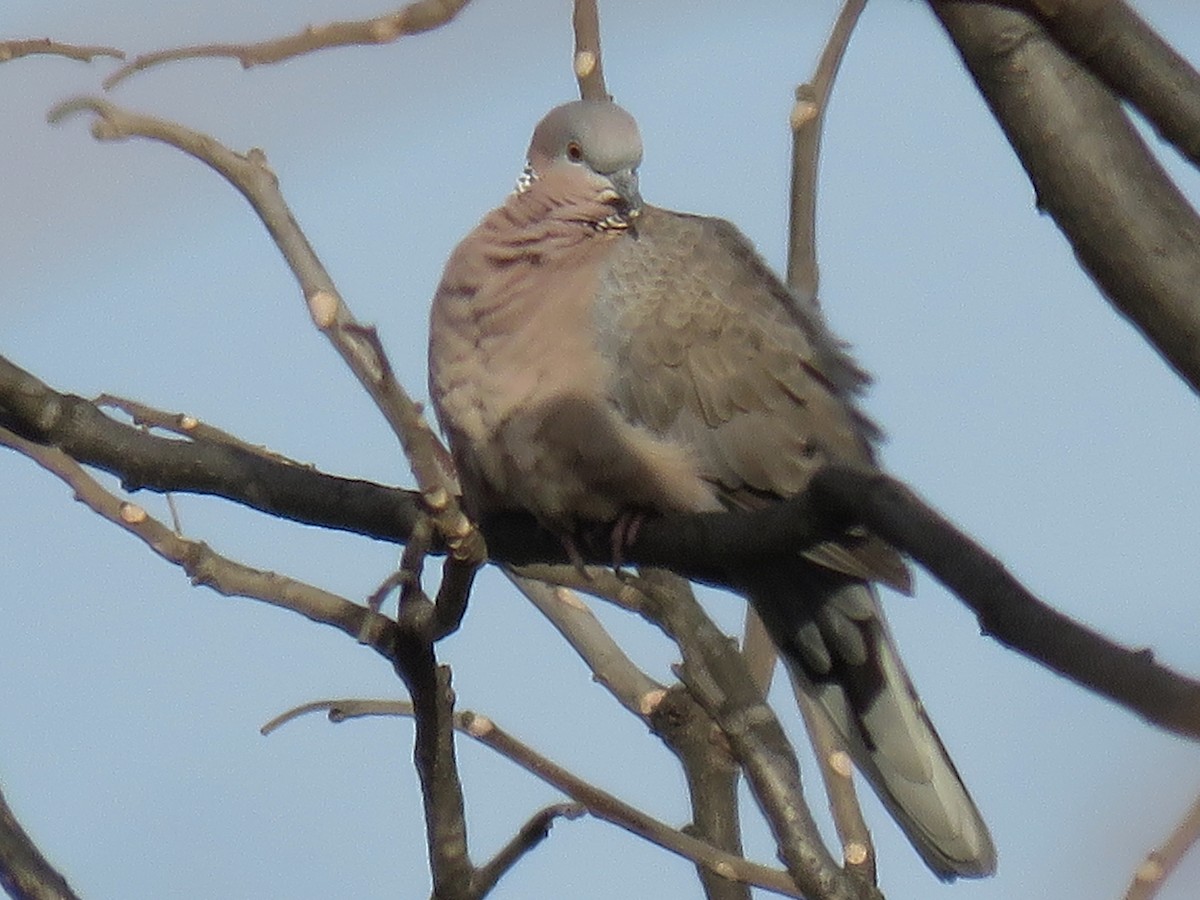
(607, 168, 642, 217)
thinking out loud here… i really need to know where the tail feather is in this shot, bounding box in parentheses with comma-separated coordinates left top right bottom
(745, 570, 996, 880)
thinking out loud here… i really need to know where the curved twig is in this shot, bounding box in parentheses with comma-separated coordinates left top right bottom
(46, 97, 481, 575)
(263, 698, 804, 897)
(103, 1, 471, 89)
(787, 0, 866, 303)
(0, 38, 123, 64)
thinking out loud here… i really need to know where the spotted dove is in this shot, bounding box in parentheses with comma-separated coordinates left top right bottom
(428, 99, 995, 879)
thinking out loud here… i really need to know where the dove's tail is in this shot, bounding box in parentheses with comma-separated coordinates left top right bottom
(745, 568, 996, 880)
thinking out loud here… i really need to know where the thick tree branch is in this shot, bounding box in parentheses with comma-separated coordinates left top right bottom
(997, 0, 1200, 170)
(932, 3, 1200, 396)
(808, 467, 1200, 740)
(5, 348, 1196, 739)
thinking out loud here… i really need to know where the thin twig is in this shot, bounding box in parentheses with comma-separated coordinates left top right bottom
(1124, 790, 1200, 900)
(103, 0, 472, 89)
(263, 698, 803, 896)
(0, 425, 396, 658)
(785, 7, 877, 859)
(786, 0, 866, 302)
(631, 571, 877, 900)
(572, 0, 608, 101)
(46, 97, 480, 568)
(789, 676, 876, 882)
(0, 38, 123, 65)
(505, 573, 664, 718)
(471, 802, 586, 896)
(0, 781, 81, 900)
(511, 572, 752, 900)
(96, 393, 311, 466)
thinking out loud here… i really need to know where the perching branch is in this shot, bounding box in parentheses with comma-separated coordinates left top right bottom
(807, 466, 1200, 741)
(102, 0, 472, 89)
(4, 349, 1198, 741)
(0, 424, 398, 655)
(0, 354, 424, 545)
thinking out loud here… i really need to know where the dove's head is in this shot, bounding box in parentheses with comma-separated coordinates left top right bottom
(525, 100, 643, 218)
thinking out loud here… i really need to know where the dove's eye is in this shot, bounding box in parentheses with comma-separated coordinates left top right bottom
(565, 141, 584, 162)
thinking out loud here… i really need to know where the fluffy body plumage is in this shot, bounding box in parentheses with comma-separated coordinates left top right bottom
(428, 100, 995, 879)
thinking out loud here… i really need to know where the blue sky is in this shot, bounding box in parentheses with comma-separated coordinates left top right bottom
(2, 2, 1198, 898)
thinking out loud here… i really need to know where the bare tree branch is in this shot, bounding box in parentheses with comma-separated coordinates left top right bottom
(0, 354, 424, 545)
(0, 37, 123, 65)
(97, 392, 305, 463)
(632, 571, 878, 900)
(103, 0, 472, 89)
(470, 803, 587, 897)
(1124, 791, 1200, 900)
(46, 97, 480, 570)
(572, 0, 608, 101)
(787, 0, 865, 303)
(782, 7, 878, 878)
(505, 575, 664, 717)
(264, 698, 804, 896)
(0, 782, 80, 900)
(508, 574, 758, 900)
(808, 466, 1200, 740)
(0, 424, 397, 654)
(996, 0, 1200, 169)
(6, 346, 1196, 741)
(932, 2, 1200, 397)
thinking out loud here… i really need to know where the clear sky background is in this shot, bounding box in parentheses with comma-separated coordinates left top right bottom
(3, 3, 1199, 898)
